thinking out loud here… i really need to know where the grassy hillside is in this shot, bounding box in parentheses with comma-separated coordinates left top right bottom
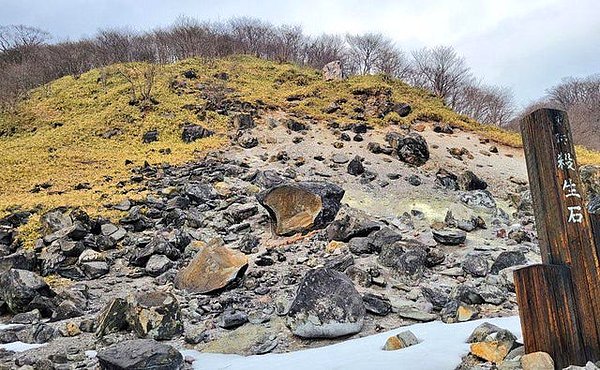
(0, 56, 598, 228)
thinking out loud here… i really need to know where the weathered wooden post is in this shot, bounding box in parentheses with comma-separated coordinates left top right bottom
(514, 108, 600, 369)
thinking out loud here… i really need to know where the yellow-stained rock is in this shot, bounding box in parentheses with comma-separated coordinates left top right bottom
(175, 241, 248, 294)
(64, 321, 81, 337)
(326, 241, 345, 253)
(457, 304, 478, 322)
(470, 341, 511, 363)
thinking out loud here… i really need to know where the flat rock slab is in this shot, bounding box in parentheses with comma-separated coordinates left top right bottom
(174, 242, 248, 294)
(97, 339, 183, 370)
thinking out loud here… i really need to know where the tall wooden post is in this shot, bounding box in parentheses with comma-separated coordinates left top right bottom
(515, 108, 600, 369)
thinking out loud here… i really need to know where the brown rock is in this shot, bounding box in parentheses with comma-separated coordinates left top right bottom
(382, 330, 419, 350)
(521, 352, 554, 370)
(322, 60, 343, 81)
(174, 241, 248, 294)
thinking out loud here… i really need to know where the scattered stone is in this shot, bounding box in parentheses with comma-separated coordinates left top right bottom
(458, 171, 488, 191)
(432, 229, 466, 245)
(145, 255, 174, 277)
(97, 339, 183, 370)
(142, 130, 158, 143)
(174, 241, 248, 294)
(347, 156, 365, 176)
(362, 293, 391, 316)
(218, 310, 249, 329)
(287, 268, 365, 338)
(257, 182, 344, 236)
(396, 306, 437, 322)
(331, 153, 349, 164)
(382, 330, 419, 351)
(491, 251, 527, 274)
(181, 123, 214, 143)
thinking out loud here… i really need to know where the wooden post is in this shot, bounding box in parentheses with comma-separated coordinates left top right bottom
(515, 108, 600, 368)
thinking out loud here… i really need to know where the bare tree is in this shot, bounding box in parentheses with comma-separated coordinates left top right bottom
(0, 24, 50, 64)
(375, 46, 411, 79)
(345, 32, 392, 75)
(410, 46, 472, 107)
(303, 33, 346, 68)
(228, 17, 275, 57)
(453, 82, 515, 125)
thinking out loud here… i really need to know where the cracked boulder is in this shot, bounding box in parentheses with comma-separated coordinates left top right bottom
(257, 181, 344, 236)
(0, 269, 55, 314)
(174, 241, 248, 294)
(286, 267, 365, 338)
(127, 291, 183, 341)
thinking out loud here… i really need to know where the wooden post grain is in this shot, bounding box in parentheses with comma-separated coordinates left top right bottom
(515, 108, 600, 368)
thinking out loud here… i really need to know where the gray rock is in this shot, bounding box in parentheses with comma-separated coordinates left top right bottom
(287, 268, 365, 338)
(362, 293, 391, 316)
(491, 251, 527, 274)
(347, 156, 365, 176)
(218, 310, 249, 329)
(181, 124, 214, 143)
(332, 153, 349, 164)
(238, 132, 259, 149)
(397, 306, 437, 322)
(97, 339, 183, 370)
(467, 322, 503, 343)
(145, 255, 173, 277)
(460, 190, 497, 210)
(462, 254, 489, 277)
(0, 269, 55, 314)
(432, 229, 466, 245)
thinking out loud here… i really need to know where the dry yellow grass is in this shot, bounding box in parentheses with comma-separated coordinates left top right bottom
(0, 56, 598, 247)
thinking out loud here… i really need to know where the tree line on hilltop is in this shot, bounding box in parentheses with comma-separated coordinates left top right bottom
(0, 17, 598, 147)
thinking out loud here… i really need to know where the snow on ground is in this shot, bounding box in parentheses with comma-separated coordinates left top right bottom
(0, 324, 47, 353)
(183, 316, 522, 370)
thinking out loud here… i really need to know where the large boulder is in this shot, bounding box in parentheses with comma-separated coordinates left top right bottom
(127, 291, 183, 340)
(322, 60, 343, 81)
(174, 241, 248, 294)
(257, 182, 344, 236)
(286, 268, 365, 338)
(97, 339, 183, 370)
(0, 269, 55, 314)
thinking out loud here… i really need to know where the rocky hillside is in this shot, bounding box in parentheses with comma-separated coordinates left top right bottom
(0, 56, 599, 369)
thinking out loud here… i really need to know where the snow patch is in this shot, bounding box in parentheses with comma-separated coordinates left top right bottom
(182, 316, 522, 370)
(0, 342, 46, 353)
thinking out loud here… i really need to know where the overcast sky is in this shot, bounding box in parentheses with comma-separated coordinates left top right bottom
(1, 0, 599, 105)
